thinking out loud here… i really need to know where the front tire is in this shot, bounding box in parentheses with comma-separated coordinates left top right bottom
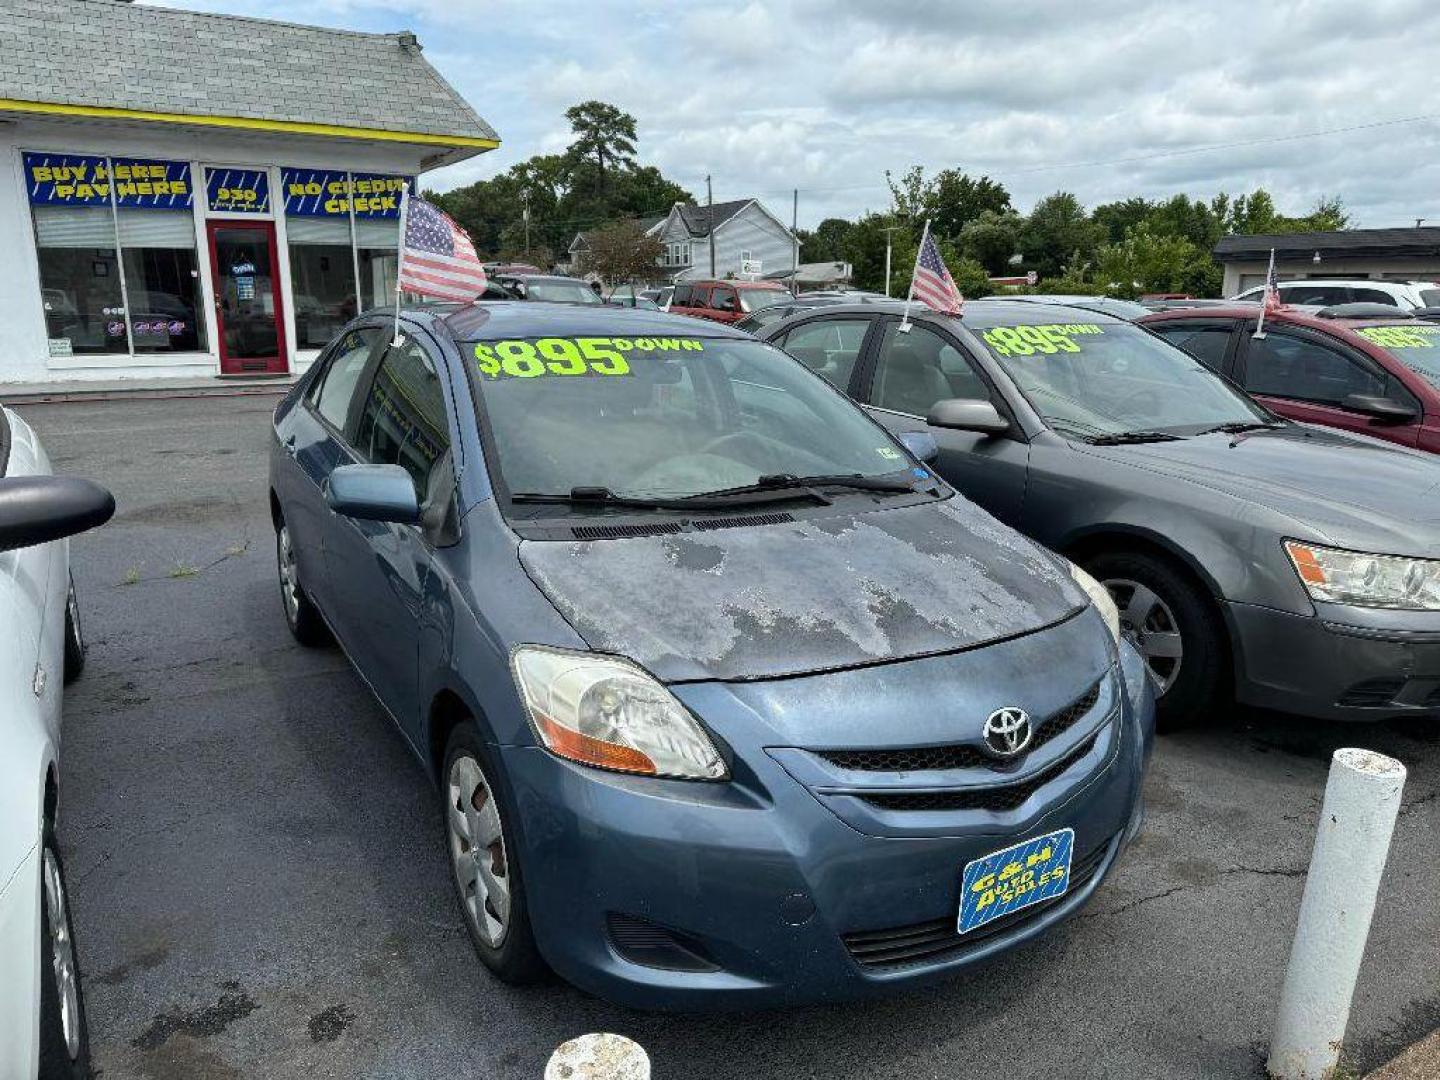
(442, 722, 546, 984)
(276, 520, 329, 647)
(1083, 550, 1227, 732)
(38, 833, 90, 1080)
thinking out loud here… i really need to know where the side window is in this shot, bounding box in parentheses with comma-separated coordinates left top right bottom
(710, 287, 737, 312)
(1282, 285, 1349, 307)
(871, 321, 987, 416)
(354, 340, 452, 499)
(672, 283, 693, 306)
(1351, 288, 1399, 306)
(1243, 332, 1388, 406)
(1153, 324, 1234, 372)
(779, 318, 869, 389)
(310, 327, 378, 431)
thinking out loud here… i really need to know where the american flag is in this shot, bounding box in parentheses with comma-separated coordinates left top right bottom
(909, 229, 963, 315)
(398, 194, 488, 301)
(1262, 248, 1283, 313)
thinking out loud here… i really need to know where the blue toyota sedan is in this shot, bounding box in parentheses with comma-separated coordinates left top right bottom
(268, 302, 1154, 1009)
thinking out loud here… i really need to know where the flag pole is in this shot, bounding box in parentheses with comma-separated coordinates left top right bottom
(899, 218, 930, 334)
(1254, 247, 1274, 340)
(392, 181, 411, 347)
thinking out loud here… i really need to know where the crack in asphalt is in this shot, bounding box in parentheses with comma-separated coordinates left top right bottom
(1084, 862, 1308, 919)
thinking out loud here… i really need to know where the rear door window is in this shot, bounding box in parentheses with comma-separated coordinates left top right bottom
(1350, 288, 1400, 306)
(1241, 331, 1388, 406)
(1151, 323, 1235, 372)
(710, 286, 737, 312)
(672, 283, 693, 306)
(310, 327, 379, 432)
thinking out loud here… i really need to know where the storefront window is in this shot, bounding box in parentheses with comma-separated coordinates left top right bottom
(117, 210, 207, 353)
(356, 219, 400, 312)
(25, 152, 205, 358)
(287, 217, 356, 349)
(33, 206, 126, 355)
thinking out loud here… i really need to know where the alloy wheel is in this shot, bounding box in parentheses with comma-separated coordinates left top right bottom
(42, 847, 82, 1061)
(277, 526, 301, 626)
(447, 755, 511, 948)
(1103, 577, 1183, 694)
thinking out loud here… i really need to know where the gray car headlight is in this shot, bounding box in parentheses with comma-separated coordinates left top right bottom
(1285, 540, 1440, 610)
(511, 646, 727, 780)
(1068, 562, 1122, 644)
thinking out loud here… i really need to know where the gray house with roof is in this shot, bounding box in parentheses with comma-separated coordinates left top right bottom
(1213, 227, 1440, 296)
(0, 0, 498, 384)
(652, 199, 798, 283)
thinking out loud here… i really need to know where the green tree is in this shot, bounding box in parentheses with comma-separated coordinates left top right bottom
(1092, 197, 1155, 245)
(582, 221, 664, 285)
(1021, 192, 1106, 278)
(885, 166, 1012, 240)
(1092, 226, 1200, 298)
(958, 210, 1023, 275)
(564, 100, 638, 196)
(801, 217, 856, 263)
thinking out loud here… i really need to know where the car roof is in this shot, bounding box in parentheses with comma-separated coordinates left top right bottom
(438, 300, 755, 341)
(764, 298, 1131, 330)
(1137, 303, 1420, 333)
(493, 274, 586, 285)
(683, 278, 788, 290)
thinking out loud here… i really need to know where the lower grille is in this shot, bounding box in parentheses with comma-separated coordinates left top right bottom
(859, 730, 1101, 813)
(1337, 677, 1405, 708)
(606, 913, 717, 972)
(842, 836, 1114, 969)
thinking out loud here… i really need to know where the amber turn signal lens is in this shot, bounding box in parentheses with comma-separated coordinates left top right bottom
(534, 712, 658, 775)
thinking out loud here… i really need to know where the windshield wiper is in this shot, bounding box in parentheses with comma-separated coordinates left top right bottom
(510, 485, 829, 512)
(1083, 430, 1187, 445)
(1195, 420, 1286, 435)
(680, 472, 921, 502)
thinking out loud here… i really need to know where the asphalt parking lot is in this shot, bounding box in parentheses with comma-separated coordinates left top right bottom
(17, 393, 1440, 1080)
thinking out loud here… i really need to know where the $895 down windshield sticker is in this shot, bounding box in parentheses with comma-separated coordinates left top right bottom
(1355, 325, 1440, 350)
(473, 336, 704, 378)
(980, 323, 1104, 357)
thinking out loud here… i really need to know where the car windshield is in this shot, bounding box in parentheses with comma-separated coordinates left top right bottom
(1353, 324, 1440, 388)
(466, 333, 914, 501)
(972, 319, 1269, 436)
(525, 280, 603, 304)
(738, 289, 789, 313)
(1419, 287, 1440, 307)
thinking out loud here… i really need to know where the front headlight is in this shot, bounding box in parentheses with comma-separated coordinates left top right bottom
(1069, 562, 1122, 644)
(1285, 540, 1440, 610)
(511, 646, 728, 780)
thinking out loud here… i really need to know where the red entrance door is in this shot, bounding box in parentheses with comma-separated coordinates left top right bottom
(206, 220, 288, 374)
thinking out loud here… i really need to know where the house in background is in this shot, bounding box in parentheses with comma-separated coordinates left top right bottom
(654, 199, 797, 283)
(562, 214, 664, 276)
(1213, 227, 1440, 295)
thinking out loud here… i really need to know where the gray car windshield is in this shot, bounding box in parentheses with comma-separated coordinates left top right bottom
(973, 320, 1268, 437)
(1353, 324, 1440, 389)
(468, 334, 914, 498)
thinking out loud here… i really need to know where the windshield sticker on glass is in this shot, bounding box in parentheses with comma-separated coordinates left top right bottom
(876, 447, 903, 460)
(1355, 325, 1440, 350)
(980, 324, 1105, 357)
(473, 336, 705, 379)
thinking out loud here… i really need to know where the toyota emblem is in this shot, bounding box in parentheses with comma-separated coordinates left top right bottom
(983, 707, 1033, 759)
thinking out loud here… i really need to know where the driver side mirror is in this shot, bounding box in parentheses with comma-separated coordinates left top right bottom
(1344, 393, 1417, 425)
(0, 476, 115, 553)
(325, 464, 421, 524)
(926, 398, 1010, 436)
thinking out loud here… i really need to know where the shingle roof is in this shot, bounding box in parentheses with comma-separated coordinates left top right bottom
(0, 0, 497, 147)
(676, 200, 752, 236)
(1214, 227, 1440, 261)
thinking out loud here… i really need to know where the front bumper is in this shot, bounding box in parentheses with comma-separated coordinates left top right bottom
(501, 641, 1152, 1011)
(1229, 599, 1440, 721)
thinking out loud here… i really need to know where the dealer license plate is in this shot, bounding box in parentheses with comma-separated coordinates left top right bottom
(958, 828, 1074, 935)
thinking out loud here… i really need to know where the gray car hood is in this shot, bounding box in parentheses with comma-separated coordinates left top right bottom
(1082, 425, 1440, 552)
(519, 498, 1086, 682)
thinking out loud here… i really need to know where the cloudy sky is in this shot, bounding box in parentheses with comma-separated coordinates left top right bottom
(164, 0, 1440, 229)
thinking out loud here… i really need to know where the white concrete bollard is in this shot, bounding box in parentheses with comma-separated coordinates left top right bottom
(545, 1033, 650, 1080)
(1267, 747, 1406, 1080)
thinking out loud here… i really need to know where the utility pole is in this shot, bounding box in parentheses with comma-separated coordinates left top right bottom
(706, 175, 716, 277)
(880, 226, 903, 297)
(791, 188, 799, 294)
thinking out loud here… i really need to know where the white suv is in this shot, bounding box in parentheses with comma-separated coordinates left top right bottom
(1232, 278, 1440, 310)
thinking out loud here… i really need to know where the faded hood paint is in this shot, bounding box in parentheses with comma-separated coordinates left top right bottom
(518, 498, 1087, 682)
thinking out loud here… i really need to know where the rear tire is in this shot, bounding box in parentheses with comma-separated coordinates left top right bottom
(442, 722, 547, 985)
(276, 519, 329, 647)
(62, 576, 85, 685)
(38, 832, 90, 1080)
(1082, 550, 1227, 732)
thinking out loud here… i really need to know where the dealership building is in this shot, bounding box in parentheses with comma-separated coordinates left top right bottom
(0, 0, 497, 385)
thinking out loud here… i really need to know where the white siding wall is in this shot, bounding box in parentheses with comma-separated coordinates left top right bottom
(710, 204, 795, 280)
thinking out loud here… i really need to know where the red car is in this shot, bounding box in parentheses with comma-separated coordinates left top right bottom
(1139, 304, 1440, 453)
(668, 279, 790, 324)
